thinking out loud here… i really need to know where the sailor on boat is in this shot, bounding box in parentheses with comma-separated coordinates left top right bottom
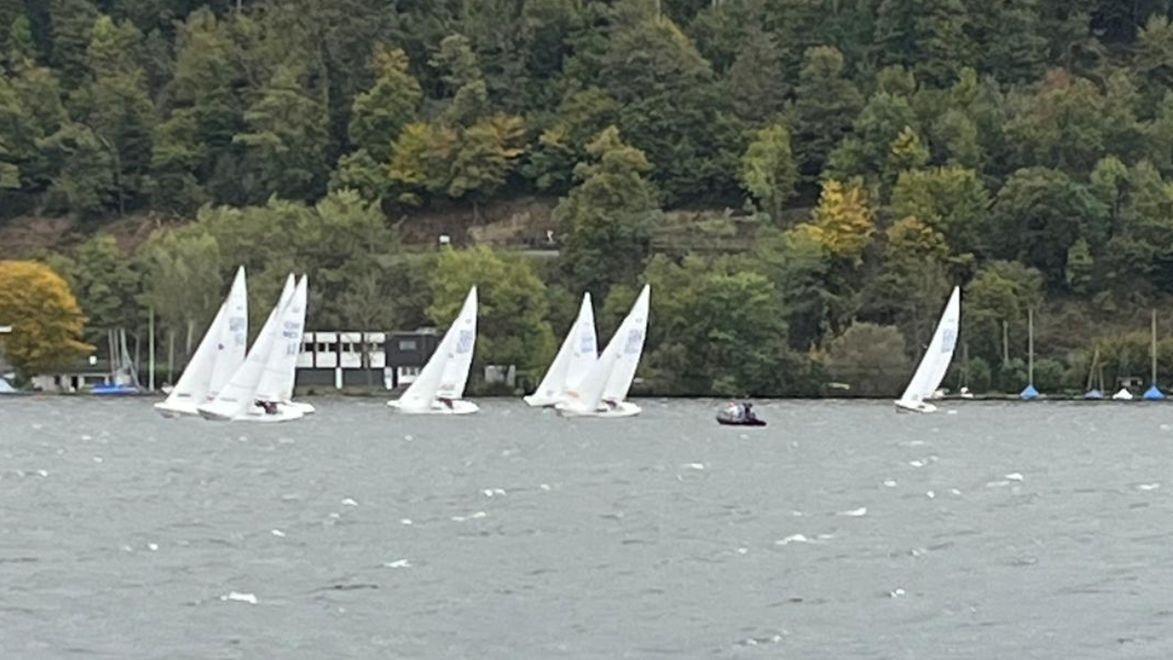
(716, 401, 765, 426)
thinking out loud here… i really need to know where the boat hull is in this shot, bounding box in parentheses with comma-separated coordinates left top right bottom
(557, 400, 642, 418)
(716, 418, 766, 427)
(387, 399, 480, 415)
(154, 400, 201, 418)
(197, 402, 306, 422)
(895, 399, 937, 413)
(522, 394, 560, 407)
(284, 400, 315, 415)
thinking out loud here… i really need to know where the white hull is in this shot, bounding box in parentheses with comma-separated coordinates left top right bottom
(895, 399, 937, 414)
(198, 402, 306, 423)
(558, 400, 642, 418)
(387, 399, 480, 415)
(522, 394, 559, 407)
(154, 400, 201, 418)
(284, 400, 315, 414)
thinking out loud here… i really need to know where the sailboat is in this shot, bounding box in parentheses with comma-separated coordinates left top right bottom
(272, 274, 313, 415)
(388, 286, 479, 415)
(198, 275, 303, 422)
(895, 286, 960, 413)
(1019, 307, 1039, 400)
(558, 284, 650, 418)
(1143, 310, 1165, 400)
(154, 267, 248, 417)
(524, 292, 597, 407)
(92, 328, 140, 394)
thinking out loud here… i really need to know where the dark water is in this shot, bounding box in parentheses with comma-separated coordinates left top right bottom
(1, 397, 1172, 659)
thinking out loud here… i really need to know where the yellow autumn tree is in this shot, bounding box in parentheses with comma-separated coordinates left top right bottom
(0, 260, 92, 379)
(796, 179, 876, 263)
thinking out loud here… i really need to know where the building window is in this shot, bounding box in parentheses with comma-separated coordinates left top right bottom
(401, 366, 420, 376)
(317, 343, 329, 353)
(398, 339, 417, 351)
(302, 342, 314, 353)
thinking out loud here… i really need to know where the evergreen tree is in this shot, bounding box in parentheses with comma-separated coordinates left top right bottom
(556, 126, 661, 298)
(793, 46, 863, 179)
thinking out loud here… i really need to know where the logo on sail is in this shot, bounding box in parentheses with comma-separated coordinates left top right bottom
(941, 328, 957, 353)
(624, 329, 643, 355)
(455, 330, 474, 354)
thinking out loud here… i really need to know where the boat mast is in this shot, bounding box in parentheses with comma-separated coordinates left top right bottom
(1027, 307, 1034, 387)
(1152, 309, 1158, 388)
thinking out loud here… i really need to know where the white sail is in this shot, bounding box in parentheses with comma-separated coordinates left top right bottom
(525, 292, 597, 406)
(254, 275, 307, 403)
(897, 286, 961, 410)
(198, 275, 295, 421)
(435, 287, 478, 401)
(157, 267, 246, 414)
(601, 284, 650, 404)
(206, 267, 248, 400)
(559, 284, 650, 417)
(279, 275, 308, 403)
(392, 286, 478, 413)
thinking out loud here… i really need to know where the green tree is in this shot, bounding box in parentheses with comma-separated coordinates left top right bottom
(234, 64, 330, 202)
(725, 24, 787, 126)
(738, 121, 798, 221)
(1004, 69, 1113, 174)
(794, 179, 876, 264)
(523, 87, 620, 193)
(991, 167, 1107, 287)
(643, 254, 797, 395)
(81, 15, 156, 213)
(793, 46, 863, 179)
(138, 228, 224, 362)
(429, 246, 556, 375)
(62, 235, 142, 345)
(875, 0, 974, 86)
(600, 8, 734, 203)
(556, 126, 661, 298)
(48, 0, 99, 88)
(824, 90, 919, 185)
(965, 260, 1044, 365)
(889, 166, 992, 259)
(0, 259, 92, 379)
(347, 46, 420, 163)
(825, 322, 911, 396)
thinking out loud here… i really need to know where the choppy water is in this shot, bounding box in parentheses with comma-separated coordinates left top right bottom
(1, 397, 1172, 658)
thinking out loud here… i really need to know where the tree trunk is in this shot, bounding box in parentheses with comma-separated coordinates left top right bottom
(167, 329, 175, 385)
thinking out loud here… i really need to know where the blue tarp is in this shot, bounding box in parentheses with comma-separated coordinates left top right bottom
(1083, 388, 1104, 400)
(1020, 384, 1040, 400)
(1143, 384, 1166, 400)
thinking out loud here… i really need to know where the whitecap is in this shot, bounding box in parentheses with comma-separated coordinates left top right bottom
(404, 434, 414, 442)
(220, 591, 257, 605)
(946, 410, 958, 415)
(837, 507, 868, 517)
(883, 479, 897, 487)
(1005, 473, 1024, 482)
(400, 518, 413, 526)
(36, 469, 47, 477)
(684, 463, 705, 471)
(382, 559, 412, 568)
(737, 547, 748, 555)
(926, 491, 935, 499)
(950, 488, 962, 495)
(1137, 483, 1161, 491)
(816, 533, 835, 540)
(271, 529, 286, 537)
(80, 434, 92, 441)
(889, 588, 906, 598)
(986, 480, 1010, 488)
(775, 534, 812, 546)
(909, 460, 925, 468)
(539, 483, 551, 491)
(148, 543, 159, 551)
(92, 457, 103, 463)
(341, 498, 358, 506)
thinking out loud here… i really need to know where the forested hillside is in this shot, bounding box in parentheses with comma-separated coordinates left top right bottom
(4, 0, 1173, 395)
